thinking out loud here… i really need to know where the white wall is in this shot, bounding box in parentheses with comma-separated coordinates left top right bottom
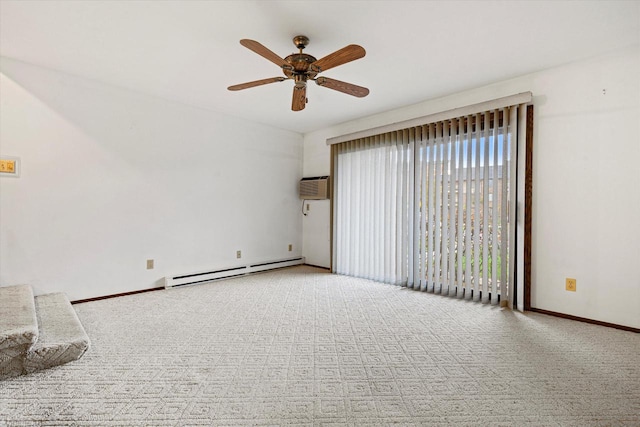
(302, 46, 640, 329)
(0, 57, 303, 300)
(300, 140, 331, 268)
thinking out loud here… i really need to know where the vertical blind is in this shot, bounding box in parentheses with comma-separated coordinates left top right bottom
(332, 104, 520, 304)
(333, 134, 411, 285)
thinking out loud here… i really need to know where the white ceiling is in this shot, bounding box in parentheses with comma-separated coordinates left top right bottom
(1, 0, 638, 134)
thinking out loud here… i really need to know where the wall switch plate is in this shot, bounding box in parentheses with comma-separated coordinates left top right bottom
(566, 278, 576, 292)
(236, 250, 241, 259)
(146, 259, 154, 270)
(0, 159, 17, 173)
(0, 157, 20, 177)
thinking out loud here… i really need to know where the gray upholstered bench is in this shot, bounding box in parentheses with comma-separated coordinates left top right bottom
(25, 292, 90, 373)
(1, 285, 90, 379)
(0, 285, 39, 378)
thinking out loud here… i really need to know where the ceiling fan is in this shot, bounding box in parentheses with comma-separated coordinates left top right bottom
(227, 35, 369, 111)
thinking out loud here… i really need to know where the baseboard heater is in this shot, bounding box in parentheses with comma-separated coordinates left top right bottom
(164, 257, 305, 288)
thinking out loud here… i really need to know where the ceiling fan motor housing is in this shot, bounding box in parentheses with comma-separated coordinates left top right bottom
(283, 53, 318, 80)
(285, 35, 318, 85)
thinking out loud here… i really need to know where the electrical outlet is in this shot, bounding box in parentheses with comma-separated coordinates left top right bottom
(306, 204, 310, 211)
(236, 250, 242, 259)
(288, 244, 293, 252)
(146, 259, 154, 270)
(566, 278, 576, 292)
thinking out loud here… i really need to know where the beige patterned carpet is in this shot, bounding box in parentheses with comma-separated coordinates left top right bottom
(1, 266, 638, 426)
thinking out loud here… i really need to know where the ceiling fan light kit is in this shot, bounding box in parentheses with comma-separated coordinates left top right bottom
(228, 35, 369, 111)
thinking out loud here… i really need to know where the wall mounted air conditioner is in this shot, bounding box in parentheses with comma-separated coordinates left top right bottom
(299, 176, 329, 200)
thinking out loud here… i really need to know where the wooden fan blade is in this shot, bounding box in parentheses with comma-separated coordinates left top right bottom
(240, 39, 290, 68)
(292, 86, 307, 111)
(310, 44, 365, 73)
(228, 77, 286, 91)
(316, 77, 369, 98)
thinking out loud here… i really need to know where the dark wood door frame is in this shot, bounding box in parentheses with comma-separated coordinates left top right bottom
(524, 105, 534, 310)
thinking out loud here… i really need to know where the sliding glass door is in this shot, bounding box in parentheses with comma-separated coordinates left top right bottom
(332, 106, 520, 305)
